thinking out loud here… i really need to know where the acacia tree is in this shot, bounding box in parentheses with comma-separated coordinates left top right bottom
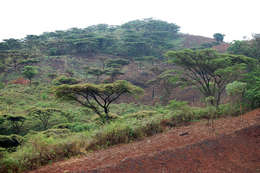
(6, 115, 26, 134)
(148, 69, 180, 104)
(148, 66, 164, 100)
(104, 58, 129, 82)
(29, 108, 62, 130)
(55, 80, 144, 122)
(105, 58, 129, 68)
(105, 68, 124, 82)
(166, 49, 256, 107)
(22, 65, 38, 85)
(87, 67, 105, 83)
(157, 70, 180, 104)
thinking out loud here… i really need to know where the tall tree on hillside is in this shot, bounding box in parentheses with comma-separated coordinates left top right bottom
(213, 33, 225, 43)
(147, 66, 164, 100)
(22, 66, 38, 85)
(104, 58, 129, 82)
(105, 58, 130, 68)
(105, 68, 124, 82)
(55, 80, 144, 122)
(87, 67, 105, 83)
(166, 49, 256, 107)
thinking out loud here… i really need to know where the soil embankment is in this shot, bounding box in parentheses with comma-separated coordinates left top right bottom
(30, 109, 260, 173)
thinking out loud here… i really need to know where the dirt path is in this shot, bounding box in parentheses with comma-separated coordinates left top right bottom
(29, 109, 260, 173)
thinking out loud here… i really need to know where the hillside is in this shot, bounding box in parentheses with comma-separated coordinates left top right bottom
(181, 34, 230, 52)
(5, 19, 260, 173)
(0, 19, 229, 105)
(29, 109, 260, 173)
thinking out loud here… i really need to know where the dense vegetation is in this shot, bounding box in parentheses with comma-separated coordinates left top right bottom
(0, 18, 259, 173)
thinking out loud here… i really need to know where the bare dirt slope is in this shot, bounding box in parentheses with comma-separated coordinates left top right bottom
(30, 109, 260, 173)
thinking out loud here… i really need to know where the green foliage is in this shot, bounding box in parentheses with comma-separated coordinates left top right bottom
(0, 134, 24, 148)
(199, 41, 219, 49)
(22, 66, 38, 84)
(242, 68, 260, 108)
(0, 133, 88, 172)
(52, 75, 80, 85)
(28, 108, 63, 130)
(55, 80, 144, 122)
(0, 101, 245, 173)
(0, 18, 181, 61)
(105, 68, 124, 82)
(228, 35, 260, 61)
(167, 99, 188, 110)
(53, 122, 98, 132)
(228, 40, 256, 58)
(226, 81, 247, 96)
(6, 115, 26, 134)
(88, 118, 163, 149)
(166, 49, 256, 106)
(0, 147, 6, 159)
(0, 82, 5, 89)
(105, 58, 130, 68)
(86, 67, 105, 83)
(213, 33, 225, 42)
(41, 128, 71, 138)
(0, 18, 258, 173)
(0, 116, 5, 125)
(124, 111, 158, 119)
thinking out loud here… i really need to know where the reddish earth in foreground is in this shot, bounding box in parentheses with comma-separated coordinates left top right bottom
(30, 109, 260, 173)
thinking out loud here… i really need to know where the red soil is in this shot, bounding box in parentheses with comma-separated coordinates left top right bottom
(29, 109, 260, 173)
(10, 77, 30, 85)
(213, 43, 230, 53)
(182, 34, 230, 53)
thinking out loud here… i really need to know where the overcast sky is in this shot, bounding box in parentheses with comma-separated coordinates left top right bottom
(0, 0, 259, 42)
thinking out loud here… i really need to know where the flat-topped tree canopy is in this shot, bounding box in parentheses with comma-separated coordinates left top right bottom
(105, 58, 130, 68)
(166, 49, 257, 107)
(55, 80, 144, 122)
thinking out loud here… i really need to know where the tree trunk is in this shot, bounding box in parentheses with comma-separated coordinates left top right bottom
(152, 86, 155, 99)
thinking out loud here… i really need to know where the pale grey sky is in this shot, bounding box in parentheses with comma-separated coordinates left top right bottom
(0, 0, 259, 42)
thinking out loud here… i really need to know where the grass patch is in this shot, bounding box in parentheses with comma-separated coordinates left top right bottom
(0, 97, 242, 173)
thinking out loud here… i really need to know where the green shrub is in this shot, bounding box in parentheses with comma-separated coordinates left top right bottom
(0, 133, 89, 172)
(168, 111, 194, 126)
(40, 92, 49, 100)
(53, 122, 98, 132)
(41, 129, 71, 138)
(87, 118, 163, 150)
(217, 103, 240, 116)
(87, 122, 133, 149)
(139, 119, 163, 136)
(124, 110, 158, 119)
(167, 99, 188, 110)
(0, 135, 24, 148)
(0, 156, 20, 173)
